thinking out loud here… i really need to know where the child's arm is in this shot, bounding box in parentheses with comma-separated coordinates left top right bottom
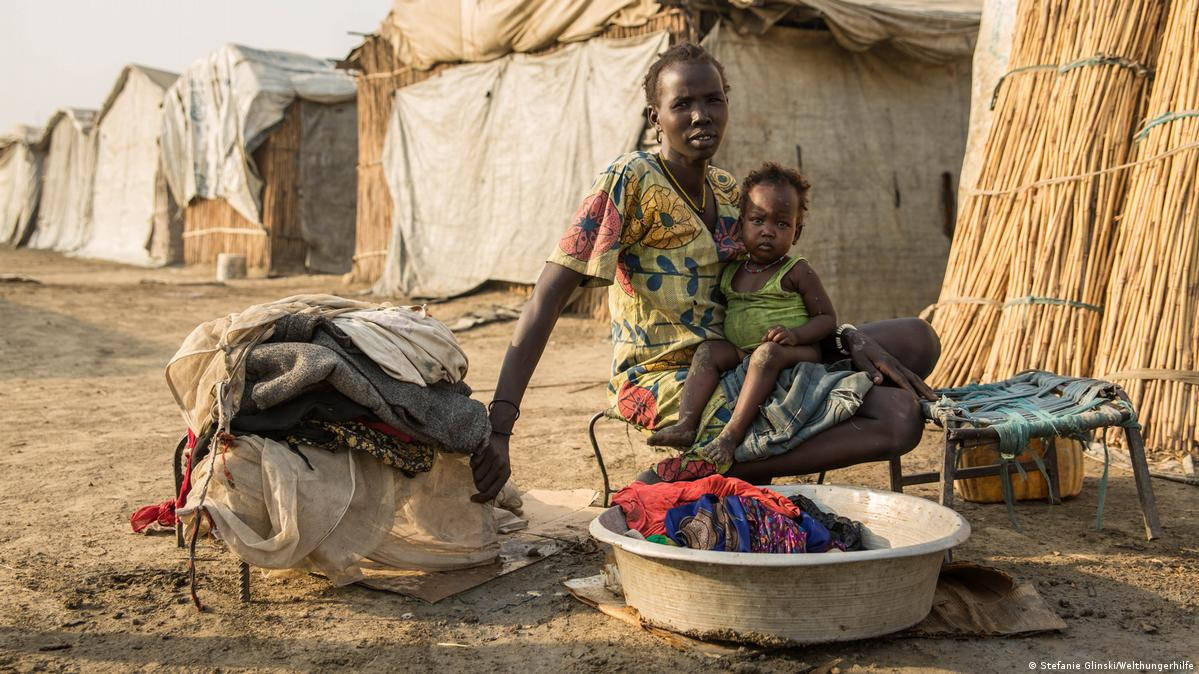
(763, 259, 836, 345)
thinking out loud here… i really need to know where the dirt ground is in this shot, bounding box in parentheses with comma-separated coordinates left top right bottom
(0, 247, 1196, 673)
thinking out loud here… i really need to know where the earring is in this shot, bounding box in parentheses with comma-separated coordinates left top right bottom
(655, 126, 662, 144)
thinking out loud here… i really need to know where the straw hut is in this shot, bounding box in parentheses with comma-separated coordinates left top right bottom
(161, 44, 358, 276)
(28, 108, 97, 253)
(350, 1, 979, 324)
(77, 64, 181, 266)
(0, 125, 45, 247)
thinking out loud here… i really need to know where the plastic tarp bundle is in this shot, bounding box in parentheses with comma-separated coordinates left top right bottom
(78, 65, 180, 266)
(0, 125, 44, 247)
(178, 435, 497, 583)
(29, 109, 97, 252)
(957, 0, 1018, 208)
(378, 0, 660, 70)
(706, 23, 971, 322)
(160, 44, 357, 228)
(374, 31, 669, 298)
(724, 0, 982, 63)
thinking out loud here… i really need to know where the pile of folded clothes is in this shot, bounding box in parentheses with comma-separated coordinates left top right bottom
(613, 475, 865, 553)
(134, 294, 503, 584)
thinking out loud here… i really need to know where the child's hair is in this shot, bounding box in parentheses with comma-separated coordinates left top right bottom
(642, 43, 730, 107)
(739, 162, 811, 225)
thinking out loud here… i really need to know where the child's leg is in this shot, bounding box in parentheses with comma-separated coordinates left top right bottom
(703, 343, 820, 462)
(647, 340, 744, 447)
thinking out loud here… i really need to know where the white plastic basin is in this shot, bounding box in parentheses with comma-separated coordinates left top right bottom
(589, 483, 970, 645)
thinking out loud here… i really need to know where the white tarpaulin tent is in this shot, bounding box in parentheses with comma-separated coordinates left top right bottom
(160, 44, 358, 273)
(374, 31, 670, 297)
(78, 64, 180, 266)
(706, 21, 973, 322)
(29, 108, 97, 253)
(0, 125, 44, 247)
(378, 0, 660, 70)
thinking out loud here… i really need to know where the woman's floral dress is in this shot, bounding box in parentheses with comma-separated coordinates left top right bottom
(547, 151, 742, 439)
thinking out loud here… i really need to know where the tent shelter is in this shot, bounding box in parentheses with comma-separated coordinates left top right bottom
(705, 18, 974, 322)
(350, 1, 979, 323)
(341, 2, 683, 287)
(161, 44, 358, 276)
(78, 64, 181, 267)
(0, 125, 45, 247)
(28, 108, 97, 253)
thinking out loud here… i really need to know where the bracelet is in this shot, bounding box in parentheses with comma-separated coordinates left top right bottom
(488, 399, 521, 422)
(834, 323, 857, 356)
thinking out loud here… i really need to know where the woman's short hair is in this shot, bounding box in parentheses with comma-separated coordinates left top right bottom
(740, 162, 812, 224)
(642, 42, 729, 107)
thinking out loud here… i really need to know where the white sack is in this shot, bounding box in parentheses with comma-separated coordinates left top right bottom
(160, 44, 356, 228)
(379, 0, 660, 70)
(374, 31, 669, 298)
(707, 23, 971, 322)
(0, 126, 44, 247)
(80, 65, 181, 266)
(29, 109, 97, 252)
(179, 435, 497, 583)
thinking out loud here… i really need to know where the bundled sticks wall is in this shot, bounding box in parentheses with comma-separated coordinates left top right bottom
(929, 0, 1167, 387)
(1096, 0, 1199, 457)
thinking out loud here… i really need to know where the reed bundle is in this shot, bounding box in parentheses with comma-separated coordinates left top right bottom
(929, 0, 1165, 387)
(1096, 0, 1199, 458)
(983, 0, 1165, 380)
(346, 10, 690, 323)
(183, 101, 306, 275)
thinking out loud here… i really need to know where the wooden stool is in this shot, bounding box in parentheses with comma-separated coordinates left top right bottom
(892, 370, 1162, 540)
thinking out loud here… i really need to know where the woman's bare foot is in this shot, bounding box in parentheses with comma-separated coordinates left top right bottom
(647, 423, 698, 447)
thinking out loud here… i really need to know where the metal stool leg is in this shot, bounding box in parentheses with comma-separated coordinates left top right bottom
(587, 411, 612, 507)
(239, 562, 251, 602)
(941, 423, 958, 509)
(888, 456, 903, 493)
(1114, 389, 1163, 540)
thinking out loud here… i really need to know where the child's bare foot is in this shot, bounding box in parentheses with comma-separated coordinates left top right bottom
(647, 423, 698, 448)
(699, 433, 737, 466)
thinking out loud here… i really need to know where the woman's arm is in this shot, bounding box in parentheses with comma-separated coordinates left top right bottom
(470, 262, 587, 501)
(765, 259, 836, 345)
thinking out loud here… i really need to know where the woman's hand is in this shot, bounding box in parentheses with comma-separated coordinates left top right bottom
(844, 328, 937, 401)
(470, 433, 511, 503)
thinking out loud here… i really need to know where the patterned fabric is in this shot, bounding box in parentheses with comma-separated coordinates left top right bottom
(285, 420, 436, 476)
(654, 456, 719, 482)
(664, 494, 752, 552)
(613, 475, 802, 537)
(737, 495, 808, 553)
(547, 151, 742, 430)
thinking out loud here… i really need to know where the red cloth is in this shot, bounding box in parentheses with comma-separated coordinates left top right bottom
(360, 420, 414, 442)
(613, 475, 802, 537)
(131, 501, 176, 533)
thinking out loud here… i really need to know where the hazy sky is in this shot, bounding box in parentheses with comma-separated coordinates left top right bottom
(0, 0, 392, 131)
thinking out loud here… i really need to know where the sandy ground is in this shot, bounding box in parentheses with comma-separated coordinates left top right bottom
(0, 246, 1196, 673)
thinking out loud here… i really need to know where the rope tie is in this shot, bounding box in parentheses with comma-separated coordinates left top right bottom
(989, 54, 1153, 110)
(1134, 109, 1199, 140)
(1002, 295, 1104, 314)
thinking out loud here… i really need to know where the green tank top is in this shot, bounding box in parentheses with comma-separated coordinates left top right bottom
(720, 256, 810, 352)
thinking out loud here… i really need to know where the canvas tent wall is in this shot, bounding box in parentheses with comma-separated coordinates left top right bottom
(0, 125, 45, 247)
(78, 64, 180, 267)
(29, 108, 97, 253)
(344, 6, 689, 285)
(161, 44, 358, 275)
(705, 20, 974, 322)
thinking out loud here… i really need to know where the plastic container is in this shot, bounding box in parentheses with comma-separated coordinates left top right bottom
(955, 436, 1086, 503)
(590, 483, 969, 645)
